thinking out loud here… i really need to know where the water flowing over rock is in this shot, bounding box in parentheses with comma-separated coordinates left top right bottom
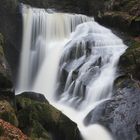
(16, 4, 127, 140)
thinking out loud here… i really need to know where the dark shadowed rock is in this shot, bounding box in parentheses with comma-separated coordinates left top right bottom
(119, 39, 140, 80)
(0, 33, 15, 107)
(0, 0, 22, 82)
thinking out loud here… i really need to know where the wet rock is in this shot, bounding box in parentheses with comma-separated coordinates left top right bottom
(84, 87, 140, 140)
(0, 0, 22, 81)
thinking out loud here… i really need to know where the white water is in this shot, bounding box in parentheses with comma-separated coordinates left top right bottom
(17, 4, 127, 140)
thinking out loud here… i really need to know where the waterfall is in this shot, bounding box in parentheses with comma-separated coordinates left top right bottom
(17, 4, 127, 140)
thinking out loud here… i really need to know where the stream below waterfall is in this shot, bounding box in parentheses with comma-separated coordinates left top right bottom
(16, 4, 127, 140)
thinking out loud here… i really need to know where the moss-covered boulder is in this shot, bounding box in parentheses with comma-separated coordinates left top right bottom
(16, 92, 82, 140)
(0, 100, 18, 127)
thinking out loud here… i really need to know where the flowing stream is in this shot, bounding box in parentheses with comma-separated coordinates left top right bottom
(16, 4, 127, 140)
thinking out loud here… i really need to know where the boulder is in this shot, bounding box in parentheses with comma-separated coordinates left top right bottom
(16, 92, 83, 140)
(84, 87, 140, 140)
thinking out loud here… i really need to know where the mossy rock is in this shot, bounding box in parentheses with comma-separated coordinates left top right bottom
(30, 121, 50, 140)
(119, 39, 140, 80)
(0, 100, 18, 127)
(16, 92, 82, 140)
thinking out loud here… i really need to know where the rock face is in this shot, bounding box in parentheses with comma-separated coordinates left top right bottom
(93, 0, 140, 36)
(84, 86, 140, 140)
(16, 92, 83, 140)
(21, 0, 138, 35)
(20, 0, 88, 14)
(0, 0, 22, 81)
(0, 33, 15, 107)
(0, 100, 18, 127)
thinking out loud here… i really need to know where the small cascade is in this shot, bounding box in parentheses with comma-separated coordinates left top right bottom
(57, 21, 126, 109)
(17, 4, 127, 140)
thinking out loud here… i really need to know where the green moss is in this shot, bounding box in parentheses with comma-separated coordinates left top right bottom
(30, 121, 50, 140)
(16, 97, 55, 139)
(16, 94, 81, 140)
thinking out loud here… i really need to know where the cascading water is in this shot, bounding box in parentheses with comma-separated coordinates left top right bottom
(17, 4, 127, 140)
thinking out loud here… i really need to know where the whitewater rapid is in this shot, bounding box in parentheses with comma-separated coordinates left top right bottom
(16, 4, 127, 140)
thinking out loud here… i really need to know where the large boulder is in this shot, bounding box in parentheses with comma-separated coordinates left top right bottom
(16, 92, 83, 140)
(84, 86, 140, 140)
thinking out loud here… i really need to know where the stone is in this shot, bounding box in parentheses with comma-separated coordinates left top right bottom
(16, 92, 83, 140)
